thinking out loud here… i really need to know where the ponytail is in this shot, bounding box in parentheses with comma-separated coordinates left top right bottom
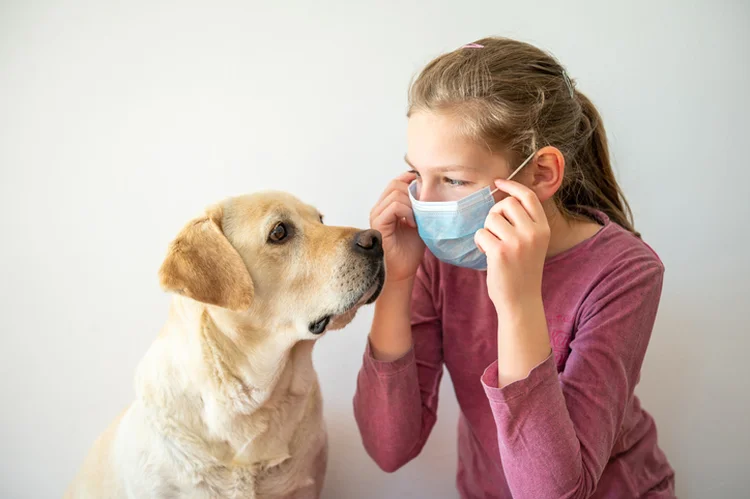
(558, 92, 639, 237)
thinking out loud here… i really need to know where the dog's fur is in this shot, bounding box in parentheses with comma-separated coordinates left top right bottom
(65, 192, 384, 498)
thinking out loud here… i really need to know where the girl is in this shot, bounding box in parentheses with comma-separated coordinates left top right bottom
(353, 37, 675, 498)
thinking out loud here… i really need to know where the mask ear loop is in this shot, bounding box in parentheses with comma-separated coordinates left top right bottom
(489, 151, 536, 195)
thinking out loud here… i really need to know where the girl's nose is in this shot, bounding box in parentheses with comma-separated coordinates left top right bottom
(417, 181, 440, 202)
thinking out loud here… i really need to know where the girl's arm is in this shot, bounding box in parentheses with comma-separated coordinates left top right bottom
(366, 277, 414, 362)
(477, 178, 666, 497)
(483, 258, 664, 499)
(353, 254, 444, 472)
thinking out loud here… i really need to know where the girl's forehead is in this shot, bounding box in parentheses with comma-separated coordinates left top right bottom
(406, 113, 508, 174)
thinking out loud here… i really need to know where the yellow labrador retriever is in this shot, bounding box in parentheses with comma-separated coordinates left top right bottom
(65, 191, 384, 499)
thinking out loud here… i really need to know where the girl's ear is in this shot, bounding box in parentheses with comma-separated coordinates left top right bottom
(529, 146, 565, 202)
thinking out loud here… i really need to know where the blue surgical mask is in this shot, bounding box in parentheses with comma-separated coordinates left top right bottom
(408, 152, 535, 270)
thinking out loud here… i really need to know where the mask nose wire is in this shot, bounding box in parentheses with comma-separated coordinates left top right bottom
(489, 151, 536, 196)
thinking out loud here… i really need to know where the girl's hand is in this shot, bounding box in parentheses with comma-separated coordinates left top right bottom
(474, 178, 550, 314)
(370, 172, 425, 284)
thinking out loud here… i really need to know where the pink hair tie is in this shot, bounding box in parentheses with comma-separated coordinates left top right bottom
(461, 43, 484, 49)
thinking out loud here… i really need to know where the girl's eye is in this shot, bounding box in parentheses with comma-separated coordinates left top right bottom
(444, 177, 468, 187)
(409, 169, 421, 178)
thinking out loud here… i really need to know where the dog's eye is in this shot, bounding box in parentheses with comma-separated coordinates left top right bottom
(319, 214, 324, 224)
(269, 222, 288, 243)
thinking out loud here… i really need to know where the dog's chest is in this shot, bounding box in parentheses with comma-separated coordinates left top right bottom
(185, 465, 257, 498)
(184, 456, 318, 499)
(193, 391, 322, 497)
(203, 383, 310, 464)
(183, 439, 321, 499)
(153, 440, 310, 499)
(134, 333, 324, 498)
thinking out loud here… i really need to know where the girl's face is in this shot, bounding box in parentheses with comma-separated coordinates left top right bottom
(406, 111, 512, 202)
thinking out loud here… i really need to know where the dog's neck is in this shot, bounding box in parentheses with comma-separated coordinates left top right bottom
(135, 296, 319, 468)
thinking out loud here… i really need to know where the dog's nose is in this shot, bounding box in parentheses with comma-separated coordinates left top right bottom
(353, 229, 383, 257)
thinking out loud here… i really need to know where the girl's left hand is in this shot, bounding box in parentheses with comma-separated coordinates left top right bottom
(474, 178, 551, 313)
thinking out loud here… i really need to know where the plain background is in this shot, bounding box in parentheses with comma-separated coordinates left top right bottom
(1, 0, 748, 497)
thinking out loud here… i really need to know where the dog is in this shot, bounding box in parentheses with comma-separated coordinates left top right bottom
(65, 191, 385, 498)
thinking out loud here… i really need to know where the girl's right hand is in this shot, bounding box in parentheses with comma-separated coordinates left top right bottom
(369, 172, 425, 284)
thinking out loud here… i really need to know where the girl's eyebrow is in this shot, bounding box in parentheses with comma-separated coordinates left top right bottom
(404, 155, 479, 173)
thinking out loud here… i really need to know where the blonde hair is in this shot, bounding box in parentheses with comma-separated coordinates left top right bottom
(408, 37, 637, 235)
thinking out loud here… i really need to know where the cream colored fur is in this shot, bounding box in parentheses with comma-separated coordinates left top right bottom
(65, 191, 384, 499)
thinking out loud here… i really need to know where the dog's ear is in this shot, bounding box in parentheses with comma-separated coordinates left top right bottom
(159, 204, 254, 311)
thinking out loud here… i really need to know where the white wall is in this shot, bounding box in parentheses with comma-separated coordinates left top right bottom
(1, 1, 748, 497)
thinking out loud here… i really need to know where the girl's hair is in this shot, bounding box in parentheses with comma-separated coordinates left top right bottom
(408, 37, 638, 235)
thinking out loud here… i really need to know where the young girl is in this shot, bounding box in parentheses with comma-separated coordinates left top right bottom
(353, 37, 675, 498)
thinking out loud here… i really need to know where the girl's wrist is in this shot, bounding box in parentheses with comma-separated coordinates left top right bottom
(382, 275, 414, 298)
(495, 294, 551, 387)
(494, 291, 544, 323)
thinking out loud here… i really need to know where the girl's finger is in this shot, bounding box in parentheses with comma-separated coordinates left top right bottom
(373, 172, 417, 211)
(371, 189, 412, 222)
(373, 200, 417, 231)
(484, 212, 515, 241)
(474, 228, 501, 255)
(491, 197, 531, 228)
(493, 178, 545, 223)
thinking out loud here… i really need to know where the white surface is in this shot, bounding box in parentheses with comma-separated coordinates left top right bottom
(1, 1, 748, 497)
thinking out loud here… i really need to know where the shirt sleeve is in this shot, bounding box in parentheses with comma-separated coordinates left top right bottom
(481, 256, 665, 499)
(353, 252, 444, 472)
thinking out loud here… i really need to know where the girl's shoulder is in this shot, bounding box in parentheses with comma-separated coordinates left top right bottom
(545, 210, 664, 276)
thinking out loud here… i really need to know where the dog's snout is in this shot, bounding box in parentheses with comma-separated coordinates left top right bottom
(353, 229, 383, 257)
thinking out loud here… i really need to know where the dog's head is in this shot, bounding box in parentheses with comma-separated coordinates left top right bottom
(158, 191, 384, 338)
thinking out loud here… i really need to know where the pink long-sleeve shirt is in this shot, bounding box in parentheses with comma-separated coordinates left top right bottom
(353, 211, 675, 498)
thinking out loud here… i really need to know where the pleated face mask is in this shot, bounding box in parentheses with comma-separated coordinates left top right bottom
(407, 151, 535, 270)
